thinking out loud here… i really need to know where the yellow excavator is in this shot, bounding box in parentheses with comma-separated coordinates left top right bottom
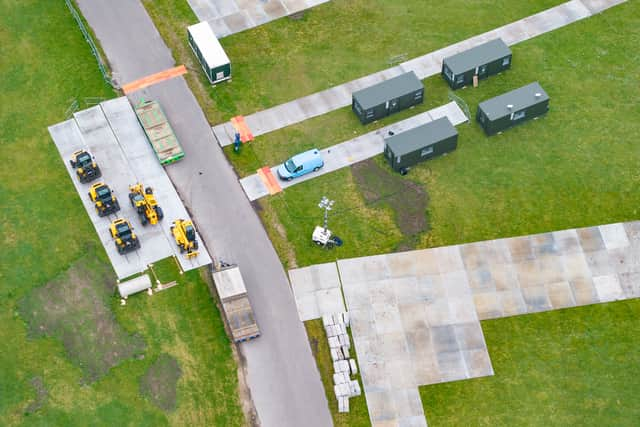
(88, 182, 121, 217)
(171, 219, 199, 257)
(70, 150, 101, 183)
(109, 218, 140, 254)
(128, 183, 164, 225)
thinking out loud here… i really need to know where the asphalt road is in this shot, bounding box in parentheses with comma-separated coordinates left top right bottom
(75, 1, 332, 426)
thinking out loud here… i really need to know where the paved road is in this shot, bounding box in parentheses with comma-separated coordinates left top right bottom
(75, 1, 332, 426)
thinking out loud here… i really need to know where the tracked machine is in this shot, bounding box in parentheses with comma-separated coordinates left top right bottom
(171, 219, 199, 257)
(88, 182, 121, 217)
(69, 150, 102, 183)
(128, 183, 164, 225)
(110, 219, 141, 255)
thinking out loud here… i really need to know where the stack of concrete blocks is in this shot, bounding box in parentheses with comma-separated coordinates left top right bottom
(323, 312, 362, 413)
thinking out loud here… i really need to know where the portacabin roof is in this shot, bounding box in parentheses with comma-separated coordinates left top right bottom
(478, 82, 549, 120)
(384, 117, 457, 157)
(212, 265, 248, 300)
(187, 21, 230, 68)
(352, 71, 423, 110)
(443, 38, 511, 75)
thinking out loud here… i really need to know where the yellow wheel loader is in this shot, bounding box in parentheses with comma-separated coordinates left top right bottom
(171, 219, 199, 257)
(88, 182, 120, 217)
(70, 150, 102, 183)
(128, 183, 163, 225)
(109, 219, 140, 255)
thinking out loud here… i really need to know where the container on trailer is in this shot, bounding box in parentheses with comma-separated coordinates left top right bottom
(384, 117, 458, 174)
(134, 100, 185, 165)
(352, 71, 424, 125)
(442, 38, 512, 90)
(476, 81, 549, 135)
(212, 265, 260, 343)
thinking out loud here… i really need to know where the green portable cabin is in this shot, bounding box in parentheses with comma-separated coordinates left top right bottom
(187, 22, 231, 85)
(384, 117, 458, 174)
(476, 82, 549, 135)
(352, 72, 424, 125)
(442, 39, 512, 90)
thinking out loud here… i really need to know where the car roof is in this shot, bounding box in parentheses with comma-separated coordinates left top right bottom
(291, 148, 321, 164)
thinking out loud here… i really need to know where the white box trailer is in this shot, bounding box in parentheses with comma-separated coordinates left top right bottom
(187, 22, 231, 85)
(212, 265, 260, 343)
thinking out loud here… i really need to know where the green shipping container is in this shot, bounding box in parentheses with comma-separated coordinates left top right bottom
(134, 100, 185, 165)
(187, 22, 231, 85)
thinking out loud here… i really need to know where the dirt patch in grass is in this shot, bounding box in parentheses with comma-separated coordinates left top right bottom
(18, 255, 146, 383)
(24, 376, 48, 415)
(352, 159, 429, 250)
(139, 353, 181, 412)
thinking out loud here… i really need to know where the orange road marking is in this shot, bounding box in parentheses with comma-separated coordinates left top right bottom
(122, 65, 187, 94)
(257, 166, 282, 195)
(230, 115, 254, 143)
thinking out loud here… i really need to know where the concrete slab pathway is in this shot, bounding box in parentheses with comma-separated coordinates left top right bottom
(240, 102, 467, 201)
(289, 219, 640, 426)
(49, 100, 211, 279)
(188, 0, 331, 38)
(213, 0, 626, 147)
(289, 262, 346, 321)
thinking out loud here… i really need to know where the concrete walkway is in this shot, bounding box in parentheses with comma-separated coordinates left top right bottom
(188, 0, 330, 38)
(49, 98, 212, 279)
(289, 220, 640, 426)
(212, 0, 626, 147)
(75, 1, 332, 426)
(240, 101, 467, 201)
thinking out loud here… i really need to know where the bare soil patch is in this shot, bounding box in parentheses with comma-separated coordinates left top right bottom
(18, 256, 146, 383)
(24, 376, 47, 414)
(352, 159, 429, 250)
(139, 353, 181, 412)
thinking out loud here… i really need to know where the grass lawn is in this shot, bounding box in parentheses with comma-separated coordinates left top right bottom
(0, 1, 243, 425)
(253, 0, 640, 269)
(143, 0, 565, 123)
(421, 299, 640, 426)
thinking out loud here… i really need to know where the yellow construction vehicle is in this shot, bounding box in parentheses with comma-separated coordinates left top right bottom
(69, 150, 102, 183)
(88, 182, 121, 217)
(171, 219, 199, 257)
(128, 183, 164, 225)
(109, 218, 141, 254)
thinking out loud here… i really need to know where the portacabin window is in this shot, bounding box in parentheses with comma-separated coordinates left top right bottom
(512, 110, 525, 121)
(502, 56, 510, 66)
(421, 146, 434, 157)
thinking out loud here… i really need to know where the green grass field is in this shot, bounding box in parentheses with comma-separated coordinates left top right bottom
(144, 1, 639, 425)
(254, 1, 640, 269)
(144, 0, 565, 123)
(421, 299, 640, 426)
(0, 2, 243, 425)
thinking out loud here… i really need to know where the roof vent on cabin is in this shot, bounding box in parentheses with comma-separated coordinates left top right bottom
(535, 92, 541, 98)
(507, 104, 513, 110)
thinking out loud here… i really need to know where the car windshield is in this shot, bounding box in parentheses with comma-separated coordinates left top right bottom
(97, 186, 110, 198)
(116, 223, 130, 238)
(78, 153, 91, 165)
(185, 225, 195, 241)
(284, 159, 297, 173)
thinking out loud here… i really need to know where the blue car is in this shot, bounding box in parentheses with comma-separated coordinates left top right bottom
(277, 148, 324, 181)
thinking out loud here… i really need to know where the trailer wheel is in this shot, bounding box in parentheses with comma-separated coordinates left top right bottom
(399, 168, 408, 176)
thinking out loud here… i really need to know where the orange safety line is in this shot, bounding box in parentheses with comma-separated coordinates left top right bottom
(230, 115, 254, 143)
(122, 65, 188, 94)
(257, 166, 282, 195)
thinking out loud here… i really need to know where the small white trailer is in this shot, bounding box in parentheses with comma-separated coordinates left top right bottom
(212, 264, 260, 343)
